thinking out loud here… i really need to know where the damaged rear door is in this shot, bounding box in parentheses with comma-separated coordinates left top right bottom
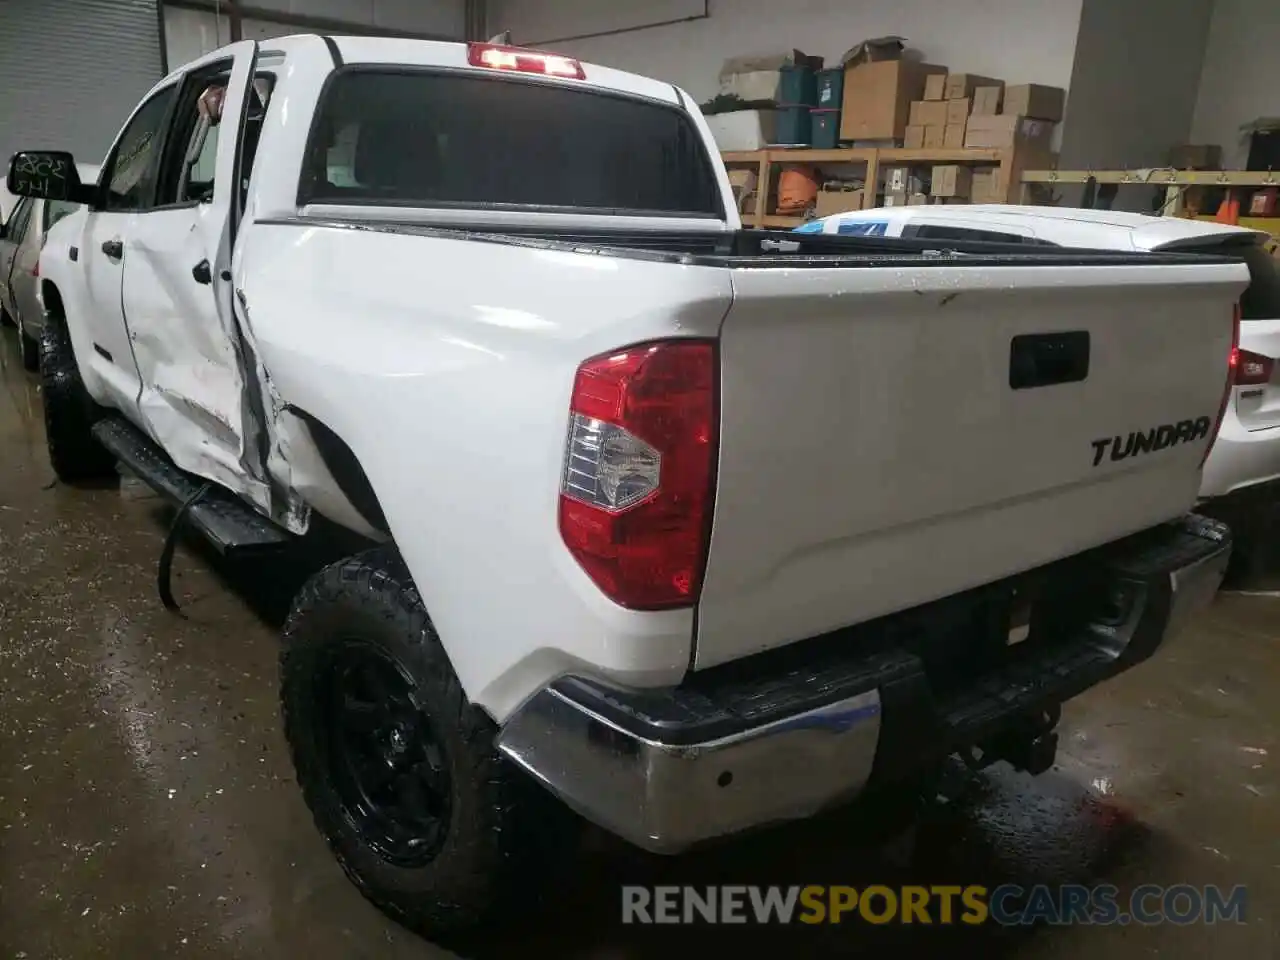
(118, 41, 273, 511)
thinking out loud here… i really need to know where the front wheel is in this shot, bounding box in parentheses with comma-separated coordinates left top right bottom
(280, 547, 571, 936)
(40, 319, 115, 482)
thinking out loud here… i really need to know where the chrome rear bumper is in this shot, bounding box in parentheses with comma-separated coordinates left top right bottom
(498, 515, 1229, 853)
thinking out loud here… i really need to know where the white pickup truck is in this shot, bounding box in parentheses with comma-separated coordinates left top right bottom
(7, 35, 1240, 935)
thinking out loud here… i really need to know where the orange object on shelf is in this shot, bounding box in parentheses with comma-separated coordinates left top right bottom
(1216, 191, 1240, 225)
(776, 165, 819, 213)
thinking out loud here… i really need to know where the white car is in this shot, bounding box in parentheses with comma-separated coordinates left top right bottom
(7, 38, 1239, 936)
(801, 206, 1280, 507)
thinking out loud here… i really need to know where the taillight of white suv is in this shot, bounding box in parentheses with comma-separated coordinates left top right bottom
(558, 340, 717, 610)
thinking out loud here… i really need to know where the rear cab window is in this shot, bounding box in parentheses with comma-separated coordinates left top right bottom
(44, 200, 81, 231)
(299, 69, 724, 218)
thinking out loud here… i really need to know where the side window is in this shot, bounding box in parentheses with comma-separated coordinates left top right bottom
(44, 200, 81, 232)
(155, 71, 275, 208)
(103, 88, 177, 212)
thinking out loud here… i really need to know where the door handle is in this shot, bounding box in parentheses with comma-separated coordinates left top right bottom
(191, 259, 212, 285)
(100, 239, 123, 259)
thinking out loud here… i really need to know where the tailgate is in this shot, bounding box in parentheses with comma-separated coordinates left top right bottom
(694, 259, 1246, 669)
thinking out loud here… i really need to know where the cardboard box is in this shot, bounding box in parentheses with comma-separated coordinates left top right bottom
(814, 188, 865, 217)
(970, 167, 1002, 203)
(907, 192, 929, 205)
(909, 99, 949, 128)
(840, 60, 947, 141)
(945, 73, 1001, 100)
(964, 114, 1053, 150)
(904, 124, 926, 149)
(931, 164, 972, 198)
(1249, 188, 1278, 216)
(946, 98, 971, 125)
(1001, 84, 1065, 122)
(923, 125, 945, 149)
(1168, 144, 1223, 169)
(885, 166, 910, 192)
(943, 122, 967, 148)
(973, 85, 1003, 115)
(923, 73, 948, 101)
(883, 190, 908, 207)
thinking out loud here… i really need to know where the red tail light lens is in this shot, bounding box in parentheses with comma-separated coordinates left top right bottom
(559, 340, 717, 609)
(1204, 304, 1241, 466)
(31, 258, 39, 278)
(467, 42, 585, 79)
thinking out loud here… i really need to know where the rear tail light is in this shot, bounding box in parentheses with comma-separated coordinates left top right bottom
(31, 258, 39, 278)
(559, 339, 717, 609)
(467, 42, 585, 79)
(1203, 304, 1241, 466)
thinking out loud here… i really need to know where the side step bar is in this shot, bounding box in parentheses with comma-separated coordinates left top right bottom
(91, 417, 293, 555)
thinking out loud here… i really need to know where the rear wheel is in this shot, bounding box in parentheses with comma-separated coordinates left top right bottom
(281, 547, 571, 936)
(0, 302, 13, 329)
(40, 318, 115, 482)
(16, 315, 38, 372)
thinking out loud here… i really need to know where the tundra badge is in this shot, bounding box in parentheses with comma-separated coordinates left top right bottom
(1091, 417, 1212, 467)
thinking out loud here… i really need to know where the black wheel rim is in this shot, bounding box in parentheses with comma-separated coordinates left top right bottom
(318, 639, 451, 866)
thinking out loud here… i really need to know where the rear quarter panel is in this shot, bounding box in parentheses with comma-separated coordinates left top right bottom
(234, 222, 733, 719)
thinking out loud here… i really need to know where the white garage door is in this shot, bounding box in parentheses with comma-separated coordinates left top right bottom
(0, 0, 164, 166)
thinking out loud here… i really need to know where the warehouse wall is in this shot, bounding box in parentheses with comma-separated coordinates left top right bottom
(487, 0, 1086, 104)
(1191, 0, 1278, 168)
(164, 0, 464, 67)
(1058, 0, 1214, 174)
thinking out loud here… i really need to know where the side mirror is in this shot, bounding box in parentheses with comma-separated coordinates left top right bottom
(7, 150, 93, 204)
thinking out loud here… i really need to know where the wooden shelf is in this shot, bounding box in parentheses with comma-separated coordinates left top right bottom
(879, 147, 1002, 164)
(723, 145, 1023, 223)
(722, 147, 1002, 164)
(1022, 169, 1280, 186)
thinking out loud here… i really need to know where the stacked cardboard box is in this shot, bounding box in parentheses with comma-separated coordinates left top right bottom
(970, 168, 1002, 203)
(839, 53, 946, 142)
(908, 73, 1010, 153)
(931, 164, 972, 199)
(966, 82, 1065, 157)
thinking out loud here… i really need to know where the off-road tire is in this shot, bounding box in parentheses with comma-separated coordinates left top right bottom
(40, 319, 115, 482)
(0, 303, 13, 329)
(280, 547, 570, 937)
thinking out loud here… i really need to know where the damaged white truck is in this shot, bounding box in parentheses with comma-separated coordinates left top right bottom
(8, 35, 1241, 935)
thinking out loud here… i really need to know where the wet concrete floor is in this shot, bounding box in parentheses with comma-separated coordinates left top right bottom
(0, 329, 1277, 959)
